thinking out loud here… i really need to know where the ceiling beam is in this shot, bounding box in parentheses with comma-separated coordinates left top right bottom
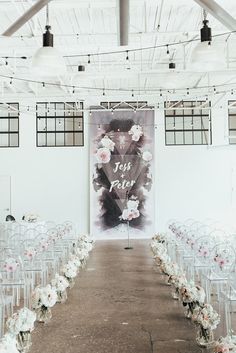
(193, 0, 236, 31)
(117, 0, 129, 46)
(2, 0, 52, 36)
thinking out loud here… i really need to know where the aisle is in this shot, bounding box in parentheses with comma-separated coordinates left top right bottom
(31, 240, 202, 353)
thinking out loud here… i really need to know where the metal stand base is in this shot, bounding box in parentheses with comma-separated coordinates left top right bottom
(124, 221, 133, 250)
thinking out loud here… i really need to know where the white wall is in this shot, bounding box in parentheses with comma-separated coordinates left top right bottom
(1, 95, 236, 235)
(155, 95, 236, 231)
(0, 98, 89, 233)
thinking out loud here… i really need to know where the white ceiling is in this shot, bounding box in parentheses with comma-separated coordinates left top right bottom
(0, 0, 236, 100)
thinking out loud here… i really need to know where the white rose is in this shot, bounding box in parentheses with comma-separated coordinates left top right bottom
(100, 136, 115, 151)
(127, 199, 139, 210)
(142, 151, 152, 162)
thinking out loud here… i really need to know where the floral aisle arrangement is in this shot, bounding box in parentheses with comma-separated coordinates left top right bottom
(150, 234, 220, 348)
(192, 304, 220, 347)
(51, 274, 69, 304)
(6, 307, 36, 353)
(214, 336, 236, 353)
(61, 261, 78, 288)
(0, 334, 19, 353)
(31, 285, 57, 323)
(179, 282, 205, 319)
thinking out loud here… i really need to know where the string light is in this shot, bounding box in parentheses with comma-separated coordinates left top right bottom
(72, 86, 75, 94)
(89, 110, 92, 116)
(9, 77, 13, 85)
(102, 89, 105, 96)
(187, 88, 190, 95)
(131, 90, 134, 97)
(126, 50, 129, 61)
(42, 82, 45, 89)
(166, 45, 169, 55)
(88, 54, 91, 64)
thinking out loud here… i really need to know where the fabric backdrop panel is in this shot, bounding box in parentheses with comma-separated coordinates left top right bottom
(90, 110, 155, 239)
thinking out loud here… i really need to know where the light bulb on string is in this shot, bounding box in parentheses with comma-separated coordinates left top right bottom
(42, 82, 45, 89)
(9, 77, 13, 85)
(88, 54, 91, 64)
(89, 110, 92, 116)
(131, 90, 134, 97)
(102, 89, 105, 96)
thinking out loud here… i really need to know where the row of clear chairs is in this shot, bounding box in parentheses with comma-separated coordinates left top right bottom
(166, 218, 236, 339)
(0, 220, 80, 337)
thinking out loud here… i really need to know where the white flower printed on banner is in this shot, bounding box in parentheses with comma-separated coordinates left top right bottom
(142, 151, 153, 162)
(121, 198, 140, 221)
(95, 147, 111, 164)
(128, 124, 143, 142)
(100, 136, 115, 151)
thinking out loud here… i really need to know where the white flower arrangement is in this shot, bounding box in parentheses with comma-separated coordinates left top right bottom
(128, 124, 143, 142)
(180, 283, 205, 305)
(6, 307, 36, 335)
(69, 254, 81, 269)
(61, 261, 77, 280)
(192, 304, 220, 330)
(51, 273, 69, 304)
(100, 135, 115, 151)
(152, 233, 166, 244)
(214, 336, 236, 353)
(51, 274, 69, 292)
(0, 334, 19, 353)
(23, 214, 39, 223)
(74, 247, 89, 261)
(32, 285, 58, 310)
(32, 285, 58, 323)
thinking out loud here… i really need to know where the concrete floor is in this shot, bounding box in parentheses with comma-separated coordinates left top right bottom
(30, 240, 204, 353)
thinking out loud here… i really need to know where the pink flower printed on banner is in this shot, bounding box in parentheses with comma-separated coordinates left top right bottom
(4, 258, 19, 273)
(24, 247, 37, 260)
(214, 254, 229, 270)
(198, 246, 209, 258)
(96, 147, 111, 164)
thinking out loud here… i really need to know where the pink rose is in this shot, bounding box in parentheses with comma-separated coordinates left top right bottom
(96, 147, 111, 164)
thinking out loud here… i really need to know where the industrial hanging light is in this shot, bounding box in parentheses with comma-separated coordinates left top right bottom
(31, 5, 66, 76)
(190, 10, 225, 70)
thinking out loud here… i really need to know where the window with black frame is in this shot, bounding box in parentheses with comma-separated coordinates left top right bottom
(165, 101, 211, 145)
(228, 101, 236, 144)
(36, 102, 84, 147)
(0, 103, 19, 148)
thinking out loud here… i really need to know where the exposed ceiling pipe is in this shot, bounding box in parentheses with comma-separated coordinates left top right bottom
(2, 0, 52, 36)
(193, 0, 236, 31)
(117, 0, 129, 46)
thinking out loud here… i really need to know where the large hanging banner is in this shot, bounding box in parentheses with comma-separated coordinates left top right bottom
(90, 110, 154, 239)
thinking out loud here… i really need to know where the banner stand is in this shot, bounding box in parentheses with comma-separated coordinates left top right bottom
(124, 221, 133, 250)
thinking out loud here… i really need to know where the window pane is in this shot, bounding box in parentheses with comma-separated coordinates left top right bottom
(193, 131, 202, 144)
(166, 116, 175, 130)
(74, 132, 83, 146)
(175, 131, 184, 144)
(38, 118, 46, 132)
(65, 118, 73, 131)
(166, 131, 175, 145)
(202, 131, 209, 145)
(47, 133, 56, 146)
(0, 118, 8, 132)
(9, 133, 18, 147)
(74, 117, 83, 131)
(229, 116, 236, 129)
(56, 133, 65, 146)
(0, 134, 8, 146)
(65, 133, 74, 146)
(9, 119, 18, 132)
(37, 133, 46, 146)
(56, 118, 64, 131)
(47, 118, 56, 131)
(184, 131, 193, 144)
(175, 116, 183, 130)
(184, 116, 193, 130)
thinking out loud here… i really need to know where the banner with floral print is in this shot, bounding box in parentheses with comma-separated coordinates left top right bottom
(90, 110, 154, 238)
